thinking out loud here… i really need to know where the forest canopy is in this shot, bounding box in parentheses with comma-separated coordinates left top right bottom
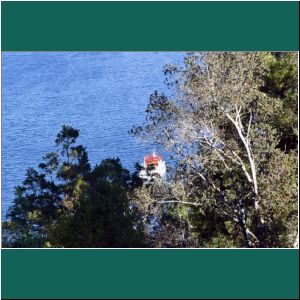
(2, 52, 298, 248)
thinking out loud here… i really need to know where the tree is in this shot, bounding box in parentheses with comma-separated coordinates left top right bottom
(261, 52, 298, 152)
(3, 161, 62, 247)
(131, 52, 298, 247)
(49, 158, 144, 248)
(3, 126, 144, 248)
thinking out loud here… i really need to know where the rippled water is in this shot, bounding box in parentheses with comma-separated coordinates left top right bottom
(2, 52, 185, 219)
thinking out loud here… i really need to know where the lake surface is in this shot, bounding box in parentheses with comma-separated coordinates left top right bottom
(2, 52, 185, 219)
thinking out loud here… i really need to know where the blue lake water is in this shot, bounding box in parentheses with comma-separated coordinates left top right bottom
(2, 52, 185, 219)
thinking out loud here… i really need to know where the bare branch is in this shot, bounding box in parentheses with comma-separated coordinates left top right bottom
(232, 151, 253, 183)
(226, 112, 258, 199)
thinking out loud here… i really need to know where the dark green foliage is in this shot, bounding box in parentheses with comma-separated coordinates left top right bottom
(55, 125, 79, 161)
(3, 126, 144, 248)
(261, 52, 298, 152)
(49, 159, 144, 248)
(131, 52, 298, 248)
(130, 162, 145, 188)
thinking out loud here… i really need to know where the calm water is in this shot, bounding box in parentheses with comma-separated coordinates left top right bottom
(2, 52, 185, 219)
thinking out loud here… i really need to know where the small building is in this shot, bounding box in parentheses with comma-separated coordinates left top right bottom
(139, 149, 166, 181)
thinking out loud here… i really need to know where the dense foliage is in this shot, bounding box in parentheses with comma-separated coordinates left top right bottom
(2, 52, 298, 248)
(2, 126, 144, 248)
(131, 52, 298, 248)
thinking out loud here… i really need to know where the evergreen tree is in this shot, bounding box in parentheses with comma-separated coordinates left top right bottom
(3, 126, 144, 248)
(49, 159, 144, 248)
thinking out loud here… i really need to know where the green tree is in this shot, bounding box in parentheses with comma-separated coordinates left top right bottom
(3, 157, 62, 247)
(49, 158, 144, 248)
(132, 52, 298, 247)
(3, 126, 144, 248)
(261, 52, 298, 152)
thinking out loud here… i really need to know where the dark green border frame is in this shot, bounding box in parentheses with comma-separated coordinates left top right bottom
(1, 1, 299, 299)
(1, 1, 299, 51)
(1, 249, 299, 299)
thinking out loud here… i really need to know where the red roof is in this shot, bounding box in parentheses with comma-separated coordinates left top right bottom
(144, 155, 162, 166)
